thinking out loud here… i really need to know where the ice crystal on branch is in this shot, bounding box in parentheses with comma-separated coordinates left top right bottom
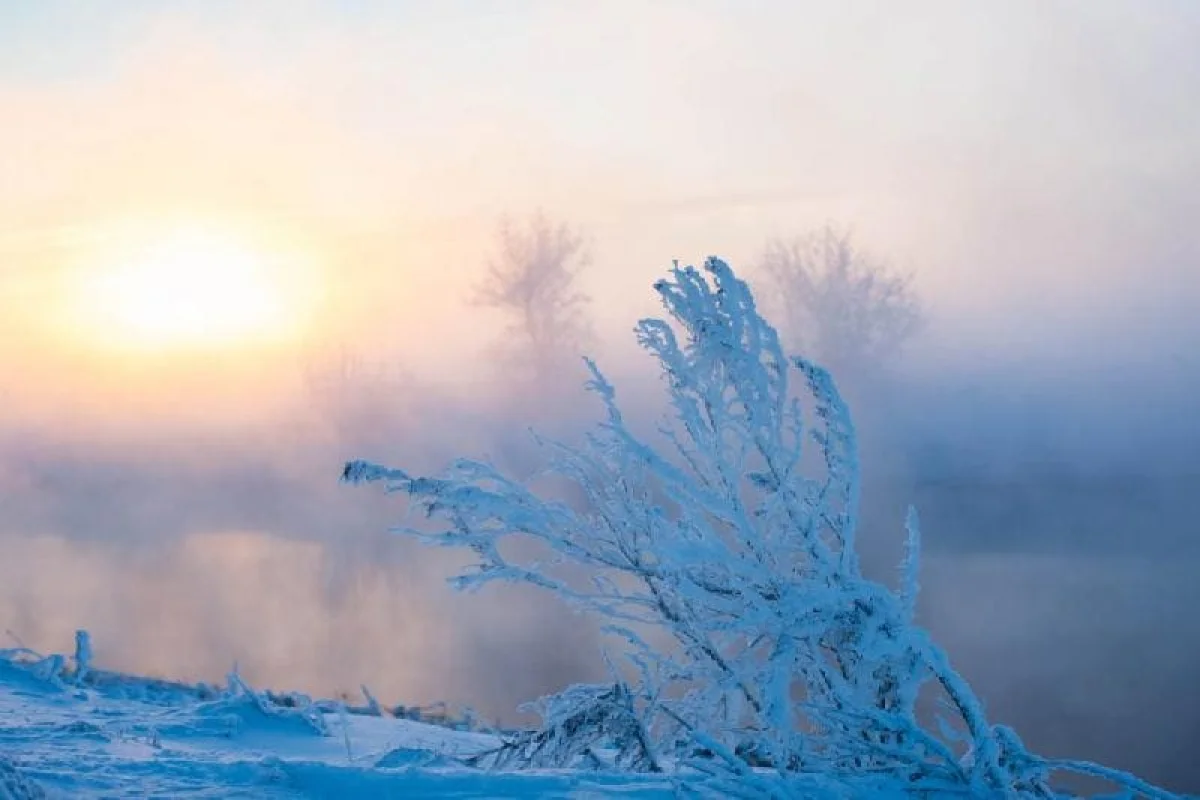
(344, 258, 1174, 798)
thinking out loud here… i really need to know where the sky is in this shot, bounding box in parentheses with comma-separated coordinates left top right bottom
(1, 0, 1198, 792)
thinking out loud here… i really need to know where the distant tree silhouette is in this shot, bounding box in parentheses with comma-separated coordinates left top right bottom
(760, 225, 922, 381)
(474, 213, 592, 382)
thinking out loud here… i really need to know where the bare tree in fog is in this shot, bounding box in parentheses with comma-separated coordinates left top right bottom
(473, 213, 592, 382)
(760, 225, 922, 381)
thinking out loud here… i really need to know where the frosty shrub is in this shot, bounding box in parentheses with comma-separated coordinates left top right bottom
(474, 681, 659, 773)
(344, 259, 1173, 798)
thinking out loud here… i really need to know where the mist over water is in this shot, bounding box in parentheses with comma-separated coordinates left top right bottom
(2, 0, 1199, 792)
(0, 390, 609, 721)
(2, 327, 1197, 788)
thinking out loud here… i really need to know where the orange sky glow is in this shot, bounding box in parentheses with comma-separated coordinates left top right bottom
(1, 1, 1197, 436)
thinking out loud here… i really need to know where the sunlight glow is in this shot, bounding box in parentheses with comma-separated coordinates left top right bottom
(75, 225, 310, 352)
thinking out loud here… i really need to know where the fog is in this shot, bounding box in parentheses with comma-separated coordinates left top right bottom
(1, 0, 1198, 792)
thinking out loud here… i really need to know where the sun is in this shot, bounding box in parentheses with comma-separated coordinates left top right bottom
(76, 225, 307, 352)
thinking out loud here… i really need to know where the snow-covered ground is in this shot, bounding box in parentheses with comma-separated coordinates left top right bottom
(0, 646, 673, 799)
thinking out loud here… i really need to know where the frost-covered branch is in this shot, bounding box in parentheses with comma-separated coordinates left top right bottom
(344, 258, 1175, 798)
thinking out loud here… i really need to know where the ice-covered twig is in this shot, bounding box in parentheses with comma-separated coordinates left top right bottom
(344, 257, 1172, 797)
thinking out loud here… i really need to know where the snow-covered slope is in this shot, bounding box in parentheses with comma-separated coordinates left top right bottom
(0, 651, 673, 799)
